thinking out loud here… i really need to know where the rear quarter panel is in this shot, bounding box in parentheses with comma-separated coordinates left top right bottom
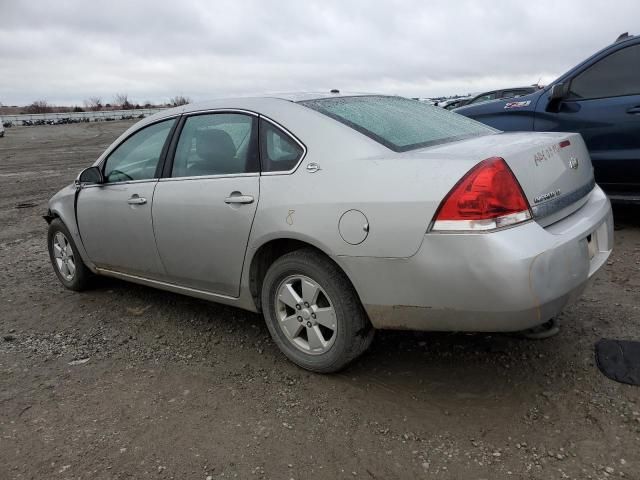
(248, 128, 499, 260)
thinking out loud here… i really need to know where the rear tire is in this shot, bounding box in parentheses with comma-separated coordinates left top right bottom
(261, 248, 374, 373)
(47, 218, 93, 291)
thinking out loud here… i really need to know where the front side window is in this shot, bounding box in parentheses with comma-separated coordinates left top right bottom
(103, 118, 176, 183)
(569, 44, 640, 99)
(260, 120, 304, 172)
(171, 113, 258, 177)
(299, 95, 495, 152)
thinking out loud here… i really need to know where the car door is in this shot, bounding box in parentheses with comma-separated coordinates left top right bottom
(151, 112, 261, 296)
(534, 43, 640, 194)
(77, 117, 177, 277)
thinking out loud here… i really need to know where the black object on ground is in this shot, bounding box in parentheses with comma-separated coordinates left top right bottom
(595, 339, 640, 386)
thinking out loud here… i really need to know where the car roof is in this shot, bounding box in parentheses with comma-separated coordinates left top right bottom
(112, 93, 393, 152)
(145, 92, 387, 123)
(269, 91, 376, 102)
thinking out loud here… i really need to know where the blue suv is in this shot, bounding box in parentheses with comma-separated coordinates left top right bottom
(455, 33, 640, 203)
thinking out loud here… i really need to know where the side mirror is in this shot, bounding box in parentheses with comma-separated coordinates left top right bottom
(549, 83, 568, 101)
(76, 166, 104, 186)
(546, 83, 570, 113)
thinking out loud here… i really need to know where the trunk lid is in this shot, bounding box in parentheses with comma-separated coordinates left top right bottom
(415, 131, 595, 226)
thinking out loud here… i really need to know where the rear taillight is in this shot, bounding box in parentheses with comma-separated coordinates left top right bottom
(431, 156, 532, 232)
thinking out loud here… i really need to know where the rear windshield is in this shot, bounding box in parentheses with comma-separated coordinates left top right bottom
(299, 95, 496, 152)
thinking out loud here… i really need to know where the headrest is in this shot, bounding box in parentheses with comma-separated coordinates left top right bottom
(195, 128, 237, 163)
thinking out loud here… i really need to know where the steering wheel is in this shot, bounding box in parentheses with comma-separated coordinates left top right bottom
(109, 169, 134, 181)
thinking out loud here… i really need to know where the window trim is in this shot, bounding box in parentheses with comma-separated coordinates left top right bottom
(98, 115, 181, 186)
(157, 172, 260, 183)
(161, 109, 260, 180)
(158, 108, 307, 179)
(79, 178, 160, 190)
(258, 115, 307, 176)
(566, 44, 640, 101)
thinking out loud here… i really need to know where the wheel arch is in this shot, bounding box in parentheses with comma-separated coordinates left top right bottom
(247, 236, 364, 313)
(46, 191, 98, 274)
(43, 208, 59, 224)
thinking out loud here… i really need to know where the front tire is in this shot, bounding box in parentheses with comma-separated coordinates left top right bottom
(261, 248, 374, 373)
(47, 218, 92, 291)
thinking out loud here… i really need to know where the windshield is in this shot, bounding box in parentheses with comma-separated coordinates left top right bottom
(299, 95, 496, 152)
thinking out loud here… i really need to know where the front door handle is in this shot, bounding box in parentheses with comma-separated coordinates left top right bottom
(626, 106, 640, 114)
(127, 195, 147, 205)
(224, 193, 254, 205)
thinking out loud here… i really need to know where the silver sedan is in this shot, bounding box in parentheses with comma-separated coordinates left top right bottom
(46, 94, 613, 372)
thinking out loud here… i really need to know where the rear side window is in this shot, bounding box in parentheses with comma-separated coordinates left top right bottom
(299, 96, 495, 152)
(171, 113, 258, 177)
(259, 119, 304, 172)
(569, 44, 640, 99)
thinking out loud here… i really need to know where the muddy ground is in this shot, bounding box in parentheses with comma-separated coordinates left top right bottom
(0, 121, 639, 480)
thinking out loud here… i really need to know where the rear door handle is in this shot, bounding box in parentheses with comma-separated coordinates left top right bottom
(127, 195, 147, 205)
(626, 106, 640, 114)
(224, 194, 254, 204)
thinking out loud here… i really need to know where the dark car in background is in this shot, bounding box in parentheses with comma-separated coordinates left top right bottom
(438, 97, 473, 110)
(455, 33, 640, 202)
(463, 86, 539, 107)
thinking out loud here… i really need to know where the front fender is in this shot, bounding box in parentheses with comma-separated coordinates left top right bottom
(47, 184, 98, 273)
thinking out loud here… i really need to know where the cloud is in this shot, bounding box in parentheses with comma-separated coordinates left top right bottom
(0, 0, 638, 105)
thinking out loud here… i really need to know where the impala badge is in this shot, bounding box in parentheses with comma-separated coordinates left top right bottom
(534, 189, 561, 204)
(568, 157, 579, 170)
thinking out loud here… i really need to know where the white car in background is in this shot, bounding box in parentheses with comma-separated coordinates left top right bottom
(438, 97, 473, 110)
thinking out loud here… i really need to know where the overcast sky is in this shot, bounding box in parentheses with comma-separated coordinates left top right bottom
(1, 0, 638, 106)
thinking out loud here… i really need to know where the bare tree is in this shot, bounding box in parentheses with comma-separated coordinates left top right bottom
(83, 97, 103, 111)
(113, 93, 133, 110)
(170, 95, 191, 107)
(24, 100, 52, 114)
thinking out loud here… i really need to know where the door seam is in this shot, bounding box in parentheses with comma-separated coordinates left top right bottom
(150, 180, 169, 276)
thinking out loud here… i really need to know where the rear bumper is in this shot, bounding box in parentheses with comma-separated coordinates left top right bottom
(340, 185, 613, 332)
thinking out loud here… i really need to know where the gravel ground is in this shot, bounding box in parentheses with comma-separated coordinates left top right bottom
(0, 121, 639, 480)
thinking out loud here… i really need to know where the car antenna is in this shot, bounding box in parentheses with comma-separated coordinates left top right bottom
(615, 32, 630, 43)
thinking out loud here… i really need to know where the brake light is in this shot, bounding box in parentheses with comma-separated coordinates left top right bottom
(431, 157, 532, 232)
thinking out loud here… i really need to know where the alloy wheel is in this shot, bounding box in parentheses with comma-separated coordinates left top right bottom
(52, 231, 76, 281)
(275, 275, 337, 355)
